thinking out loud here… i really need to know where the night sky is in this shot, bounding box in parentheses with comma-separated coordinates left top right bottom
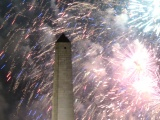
(0, 0, 57, 119)
(0, 0, 116, 119)
(1, 0, 160, 120)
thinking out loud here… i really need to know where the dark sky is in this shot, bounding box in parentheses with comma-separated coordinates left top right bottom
(0, 0, 58, 119)
(0, 0, 89, 119)
(1, 0, 117, 119)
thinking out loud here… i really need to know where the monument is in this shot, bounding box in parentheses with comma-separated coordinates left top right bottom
(52, 34, 74, 120)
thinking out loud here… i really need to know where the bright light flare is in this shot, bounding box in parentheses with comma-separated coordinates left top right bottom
(132, 76, 156, 94)
(112, 40, 159, 89)
(122, 40, 154, 80)
(123, 44, 148, 74)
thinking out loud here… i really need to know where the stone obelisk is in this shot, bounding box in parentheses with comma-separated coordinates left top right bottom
(52, 34, 74, 120)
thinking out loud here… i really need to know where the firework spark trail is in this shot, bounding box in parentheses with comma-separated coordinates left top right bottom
(1, 0, 160, 120)
(127, 0, 160, 36)
(0, 0, 58, 119)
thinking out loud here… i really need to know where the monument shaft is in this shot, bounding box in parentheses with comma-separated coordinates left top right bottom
(52, 34, 74, 120)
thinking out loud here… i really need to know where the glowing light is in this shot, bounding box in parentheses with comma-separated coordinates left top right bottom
(132, 76, 155, 94)
(112, 40, 158, 86)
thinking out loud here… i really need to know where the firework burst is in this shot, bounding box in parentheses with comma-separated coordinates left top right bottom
(112, 39, 158, 84)
(111, 39, 160, 119)
(128, 0, 160, 36)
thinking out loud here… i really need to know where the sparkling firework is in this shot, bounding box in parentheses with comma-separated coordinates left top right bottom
(112, 40, 158, 85)
(0, 0, 160, 120)
(110, 39, 160, 119)
(128, 0, 160, 36)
